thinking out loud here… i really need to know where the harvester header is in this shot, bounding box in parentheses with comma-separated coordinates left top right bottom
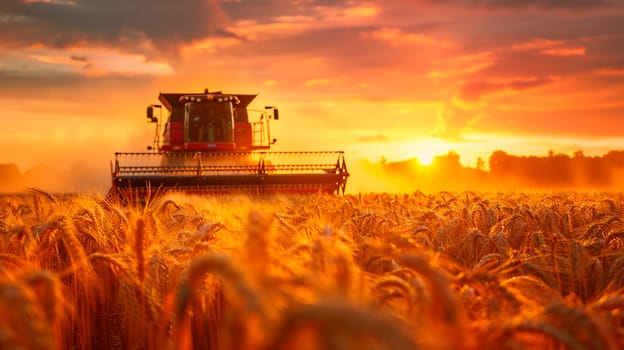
(108, 88, 349, 200)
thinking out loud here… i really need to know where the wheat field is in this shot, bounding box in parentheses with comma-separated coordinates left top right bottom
(1, 190, 624, 349)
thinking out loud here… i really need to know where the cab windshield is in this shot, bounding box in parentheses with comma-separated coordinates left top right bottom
(184, 102, 234, 143)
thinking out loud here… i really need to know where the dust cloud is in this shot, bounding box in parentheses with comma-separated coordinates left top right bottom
(348, 150, 624, 194)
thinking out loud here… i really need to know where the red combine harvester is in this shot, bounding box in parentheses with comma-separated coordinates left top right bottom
(109, 89, 349, 200)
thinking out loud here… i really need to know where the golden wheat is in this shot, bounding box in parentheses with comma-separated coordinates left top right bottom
(1, 190, 624, 349)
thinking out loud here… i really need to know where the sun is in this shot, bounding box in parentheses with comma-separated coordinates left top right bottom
(415, 150, 436, 166)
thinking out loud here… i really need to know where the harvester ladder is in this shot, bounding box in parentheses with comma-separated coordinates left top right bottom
(252, 122, 266, 147)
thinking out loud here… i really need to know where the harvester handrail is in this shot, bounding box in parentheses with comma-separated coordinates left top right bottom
(264, 163, 338, 171)
(113, 152, 346, 173)
(117, 165, 259, 174)
(116, 163, 339, 175)
(114, 150, 344, 157)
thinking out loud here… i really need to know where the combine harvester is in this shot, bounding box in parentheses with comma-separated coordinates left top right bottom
(108, 89, 349, 201)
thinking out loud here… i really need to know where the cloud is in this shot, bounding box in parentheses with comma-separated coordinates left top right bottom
(541, 47, 586, 56)
(0, 0, 364, 54)
(0, 0, 230, 55)
(595, 68, 624, 77)
(303, 78, 334, 87)
(69, 54, 87, 62)
(0, 46, 172, 82)
(0, 68, 150, 95)
(415, 0, 610, 11)
(512, 38, 586, 56)
(427, 52, 496, 81)
(431, 99, 484, 140)
(459, 76, 558, 101)
(362, 27, 454, 48)
(355, 134, 389, 143)
(468, 0, 609, 11)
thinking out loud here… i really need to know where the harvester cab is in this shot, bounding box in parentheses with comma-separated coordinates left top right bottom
(109, 89, 349, 200)
(147, 90, 278, 153)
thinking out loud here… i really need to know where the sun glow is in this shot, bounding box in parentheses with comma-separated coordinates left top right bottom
(406, 138, 455, 166)
(343, 138, 461, 167)
(415, 151, 436, 166)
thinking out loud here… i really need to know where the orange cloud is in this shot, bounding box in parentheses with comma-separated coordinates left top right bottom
(595, 68, 624, 76)
(303, 78, 334, 87)
(23, 0, 76, 4)
(230, 3, 381, 40)
(431, 99, 484, 140)
(355, 134, 388, 143)
(427, 52, 496, 81)
(21, 47, 173, 76)
(181, 37, 241, 55)
(541, 47, 586, 56)
(317, 3, 382, 20)
(363, 27, 454, 48)
(459, 76, 557, 102)
(511, 38, 586, 56)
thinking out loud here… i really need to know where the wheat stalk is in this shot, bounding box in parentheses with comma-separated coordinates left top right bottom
(264, 299, 418, 350)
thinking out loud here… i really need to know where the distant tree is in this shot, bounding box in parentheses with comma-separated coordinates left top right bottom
(432, 151, 461, 170)
(489, 150, 511, 176)
(604, 151, 624, 167)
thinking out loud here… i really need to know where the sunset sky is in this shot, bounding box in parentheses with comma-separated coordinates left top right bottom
(1, 0, 624, 191)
